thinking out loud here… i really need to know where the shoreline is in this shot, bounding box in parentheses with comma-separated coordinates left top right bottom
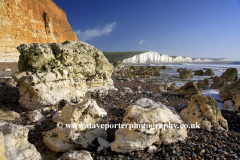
(0, 67, 240, 159)
(123, 61, 240, 66)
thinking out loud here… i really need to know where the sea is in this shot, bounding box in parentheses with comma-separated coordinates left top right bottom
(127, 62, 240, 110)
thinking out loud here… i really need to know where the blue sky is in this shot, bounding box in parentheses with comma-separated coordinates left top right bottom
(53, 0, 240, 61)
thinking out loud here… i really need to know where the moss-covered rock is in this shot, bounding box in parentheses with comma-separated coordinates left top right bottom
(180, 94, 228, 131)
(204, 69, 214, 76)
(134, 66, 161, 76)
(194, 70, 204, 75)
(219, 79, 240, 101)
(203, 78, 211, 88)
(198, 78, 211, 90)
(211, 76, 226, 89)
(177, 68, 186, 73)
(234, 93, 240, 112)
(129, 65, 136, 70)
(161, 66, 168, 70)
(13, 41, 115, 110)
(113, 61, 124, 69)
(176, 82, 201, 98)
(179, 69, 193, 79)
(220, 68, 238, 82)
(169, 83, 179, 90)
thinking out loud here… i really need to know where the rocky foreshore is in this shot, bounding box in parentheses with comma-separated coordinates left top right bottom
(0, 41, 240, 160)
(0, 71, 240, 160)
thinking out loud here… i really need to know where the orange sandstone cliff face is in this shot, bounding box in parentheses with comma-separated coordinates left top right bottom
(0, 0, 78, 62)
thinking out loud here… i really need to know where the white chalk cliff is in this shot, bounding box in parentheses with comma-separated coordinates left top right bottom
(192, 58, 212, 62)
(123, 51, 226, 63)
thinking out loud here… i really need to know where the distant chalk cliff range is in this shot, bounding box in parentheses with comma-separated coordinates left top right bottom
(123, 51, 227, 64)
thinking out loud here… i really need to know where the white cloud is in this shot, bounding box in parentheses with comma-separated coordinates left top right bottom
(139, 39, 146, 45)
(75, 22, 116, 41)
(173, 43, 178, 45)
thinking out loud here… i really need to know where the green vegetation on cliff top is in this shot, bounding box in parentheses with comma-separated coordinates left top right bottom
(103, 51, 147, 63)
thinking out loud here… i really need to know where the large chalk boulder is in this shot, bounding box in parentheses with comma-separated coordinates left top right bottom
(12, 41, 115, 110)
(0, 123, 41, 160)
(110, 98, 187, 153)
(43, 99, 108, 152)
(180, 94, 228, 131)
(153, 84, 167, 93)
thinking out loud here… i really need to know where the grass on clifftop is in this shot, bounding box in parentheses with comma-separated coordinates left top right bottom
(103, 51, 147, 63)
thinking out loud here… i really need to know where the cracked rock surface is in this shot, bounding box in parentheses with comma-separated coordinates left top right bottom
(12, 41, 115, 110)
